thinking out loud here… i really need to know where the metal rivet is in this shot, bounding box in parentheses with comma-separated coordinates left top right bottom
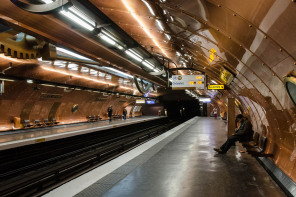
(229, 36, 231, 39)
(233, 13, 236, 16)
(218, 5, 221, 7)
(249, 25, 252, 27)
(280, 49, 283, 52)
(264, 35, 267, 39)
(262, 63, 265, 65)
(217, 29, 219, 31)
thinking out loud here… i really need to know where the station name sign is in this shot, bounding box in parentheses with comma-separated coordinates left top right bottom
(171, 75, 205, 90)
(208, 85, 224, 89)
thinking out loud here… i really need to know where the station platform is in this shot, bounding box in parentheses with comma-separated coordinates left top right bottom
(0, 116, 163, 151)
(43, 117, 286, 197)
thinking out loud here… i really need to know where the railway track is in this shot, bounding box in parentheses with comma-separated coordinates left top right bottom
(0, 118, 180, 197)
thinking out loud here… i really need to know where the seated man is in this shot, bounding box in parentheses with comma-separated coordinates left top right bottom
(214, 114, 253, 154)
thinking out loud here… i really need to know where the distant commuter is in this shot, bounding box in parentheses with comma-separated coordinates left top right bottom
(213, 108, 217, 119)
(214, 114, 253, 154)
(108, 105, 113, 122)
(123, 108, 127, 120)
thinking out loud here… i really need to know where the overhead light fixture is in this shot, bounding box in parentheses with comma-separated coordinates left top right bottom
(27, 79, 34, 84)
(0, 78, 15, 82)
(176, 51, 181, 56)
(97, 30, 124, 50)
(60, 10, 95, 31)
(125, 49, 143, 62)
(41, 0, 53, 3)
(68, 6, 96, 27)
(211, 80, 218, 84)
(142, 60, 155, 70)
(170, 16, 174, 22)
(41, 84, 56, 87)
(122, 0, 168, 57)
(165, 33, 171, 40)
(103, 67, 133, 78)
(156, 20, 164, 31)
(142, 0, 155, 16)
(56, 47, 92, 61)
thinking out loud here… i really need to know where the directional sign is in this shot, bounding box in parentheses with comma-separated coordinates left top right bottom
(171, 75, 205, 90)
(208, 85, 224, 89)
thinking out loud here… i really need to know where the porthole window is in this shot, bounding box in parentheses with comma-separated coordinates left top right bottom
(284, 74, 296, 106)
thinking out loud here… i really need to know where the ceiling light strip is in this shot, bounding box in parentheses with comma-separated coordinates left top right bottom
(122, 0, 168, 57)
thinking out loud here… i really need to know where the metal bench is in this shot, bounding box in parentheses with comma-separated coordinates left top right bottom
(34, 119, 43, 127)
(43, 119, 51, 126)
(246, 136, 273, 157)
(22, 120, 33, 129)
(50, 118, 59, 125)
(242, 132, 260, 148)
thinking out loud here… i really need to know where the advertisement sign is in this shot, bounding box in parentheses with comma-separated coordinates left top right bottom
(171, 75, 205, 90)
(136, 99, 145, 104)
(208, 85, 224, 90)
(220, 67, 234, 85)
(146, 100, 155, 104)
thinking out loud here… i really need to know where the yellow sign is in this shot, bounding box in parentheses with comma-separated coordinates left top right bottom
(35, 138, 46, 143)
(189, 81, 195, 85)
(197, 81, 203, 85)
(196, 76, 202, 79)
(220, 67, 234, 85)
(208, 85, 224, 89)
(209, 48, 216, 62)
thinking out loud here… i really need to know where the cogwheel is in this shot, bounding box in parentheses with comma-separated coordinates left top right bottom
(0, 29, 40, 59)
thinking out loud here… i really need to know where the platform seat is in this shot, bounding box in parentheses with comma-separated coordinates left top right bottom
(87, 116, 96, 122)
(50, 118, 59, 125)
(22, 120, 33, 129)
(246, 136, 273, 157)
(43, 119, 51, 126)
(34, 120, 43, 127)
(242, 132, 260, 148)
(97, 115, 102, 120)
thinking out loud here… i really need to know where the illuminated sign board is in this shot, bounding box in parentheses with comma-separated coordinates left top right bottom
(136, 99, 145, 104)
(220, 67, 234, 85)
(208, 85, 224, 90)
(199, 98, 211, 103)
(171, 75, 205, 90)
(146, 100, 155, 104)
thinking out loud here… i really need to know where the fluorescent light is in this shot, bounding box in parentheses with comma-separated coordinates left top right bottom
(41, 0, 53, 3)
(0, 78, 14, 82)
(125, 50, 143, 62)
(27, 79, 33, 84)
(142, 0, 155, 16)
(81, 67, 89, 73)
(122, 0, 168, 57)
(68, 7, 96, 27)
(176, 51, 181, 56)
(142, 60, 155, 70)
(68, 63, 79, 70)
(156, 20, 164, 31)
(98, 34, 116, 45)
(60, 10, 95, 31)
(170, 16, 174, 22)
(103, 67, 133, 78)
(41, 84, 56, 87)
(56, 47, 91, 60)
(211, 80, 218, 84)
(165, 33, 171, 40)
(163, 9, 167, 15)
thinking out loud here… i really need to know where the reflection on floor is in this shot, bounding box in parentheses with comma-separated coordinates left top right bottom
(53, 117, 285, 197)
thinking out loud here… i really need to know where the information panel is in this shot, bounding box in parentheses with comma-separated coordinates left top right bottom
(208, 85, 224, 89)
(171, 75, 205, 90)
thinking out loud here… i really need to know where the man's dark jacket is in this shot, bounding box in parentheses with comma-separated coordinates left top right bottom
(234, 118, 253, 141)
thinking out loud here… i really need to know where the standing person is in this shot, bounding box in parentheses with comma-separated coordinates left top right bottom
(213, 114, 253, 154)
(108, 105, 113, 122)
(123, 108, 127, 120)
(213, 108, 217, 119)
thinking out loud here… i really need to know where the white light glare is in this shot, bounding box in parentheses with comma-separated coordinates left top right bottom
(211, 80, 218, 84)
(142, 60, 155, 70)
(68, 7, 96, 27)
(27, 79, 33, 84)
(125, 50, 143, 62)
(103, 67, 133, 78)
(60, 10, 95, 31)
(156, 20, 164, 31)
(56, 47, 91, 61)
(0, 78, 14, 82)
(170, 16, 174, 22)
(176, 51, 181, 56)
(98, 31, 124, 50)
(142, 0, 155, 16)
(165, 33, 171, 40)
(41, 0, 53, 3)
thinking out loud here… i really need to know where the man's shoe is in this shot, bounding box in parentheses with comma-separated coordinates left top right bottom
(213, 148, 225, 154)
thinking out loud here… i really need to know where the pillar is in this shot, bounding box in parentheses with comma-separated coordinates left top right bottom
(227, 98, 235, 137)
